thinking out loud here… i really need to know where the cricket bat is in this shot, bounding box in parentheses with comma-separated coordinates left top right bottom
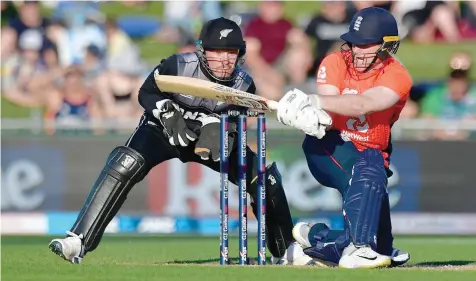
(154, 74, 278, 112)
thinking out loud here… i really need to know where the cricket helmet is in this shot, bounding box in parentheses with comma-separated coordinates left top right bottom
(340, 7, 400, 72)
(196, 17, 246, 82)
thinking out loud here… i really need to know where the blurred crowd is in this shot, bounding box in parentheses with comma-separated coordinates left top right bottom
(1, 1, 476, 140)
(1, 1, 147, 131)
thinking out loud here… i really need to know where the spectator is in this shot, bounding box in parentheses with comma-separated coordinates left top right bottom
(104, 17, 135, 59)
(96, 46, 146, 125)
(244, 1, 312, 100)
(156, 1, 222, 44)
(462, 1, 476, 28)
(6, 1, 50, 49)
(50, 1, 104, 26)
(304, 1, 352, 79)
(281, 43, 316, 96)
(420, 52, 476, 140)
(392, 1, 461, 43)
(82, 44, 104, 88)
(47, 3, 106, 66)
(2, 29, 45, 108)
(1, 25, 17, 58)
(349, 1, 394, 12)
(1, 1, 18, 27)
(41, 43, 60, 70)
(399, 99, 420, 119)
(221, 3, 257, 29)
(43, 65, 101, 133)
(27, 43, 64, 101)
(1, 27, 20, 89)
(444, 1, 476, 40)
(120, 1, 148, 9)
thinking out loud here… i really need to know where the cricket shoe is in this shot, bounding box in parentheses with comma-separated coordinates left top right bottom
(48, 231, 84, 264)
(291, 222, 339, 267)
(390, 248, 410, 267)
(338, 243, 391, 269)
(292, 222, 312, 248)
(293, 222, 408, 267)
(271, 242, 316, 266)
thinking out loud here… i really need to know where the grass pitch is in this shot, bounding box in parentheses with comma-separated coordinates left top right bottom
(2, 235, 475, 281)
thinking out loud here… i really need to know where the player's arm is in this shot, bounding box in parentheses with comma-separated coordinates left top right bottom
(312, 65, 412, 117)
(139, 55, 197, 147)
(137, 55, 178, 116)
(311, 86, 401, 116)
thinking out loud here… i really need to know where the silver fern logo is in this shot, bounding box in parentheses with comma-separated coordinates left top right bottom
(219, 29, 233, 40)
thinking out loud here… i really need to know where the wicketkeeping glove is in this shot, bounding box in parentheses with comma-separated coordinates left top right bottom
(153, 100, 197, 147)
(194, 115, 236, 161)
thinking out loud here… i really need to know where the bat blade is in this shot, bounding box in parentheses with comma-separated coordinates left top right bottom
(154, 74, 278, 111)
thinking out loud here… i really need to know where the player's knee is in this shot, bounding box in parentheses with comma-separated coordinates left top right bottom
(350, 170, 387, 195)
(349, 150, 389, 197)
(350, 178, 385, 195)
(349, 167, 387, 204)
(106, 146, 147, 182)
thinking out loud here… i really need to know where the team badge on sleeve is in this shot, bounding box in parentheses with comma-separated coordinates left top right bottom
(317, 66, 327, 83)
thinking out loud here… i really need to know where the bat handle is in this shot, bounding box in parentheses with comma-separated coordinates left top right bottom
(267, 100, 279, 111)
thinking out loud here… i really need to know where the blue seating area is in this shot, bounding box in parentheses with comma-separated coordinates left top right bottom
(116, 16, 161, 38)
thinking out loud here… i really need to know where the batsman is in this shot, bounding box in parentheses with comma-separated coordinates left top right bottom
(275, 7, 411, 269)
(48, 17, 313, 266)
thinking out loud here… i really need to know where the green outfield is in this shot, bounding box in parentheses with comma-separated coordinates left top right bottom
(2, 235, 475, 281)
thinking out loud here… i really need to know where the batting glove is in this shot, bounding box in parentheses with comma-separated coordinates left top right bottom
(276, 89, 332, 138)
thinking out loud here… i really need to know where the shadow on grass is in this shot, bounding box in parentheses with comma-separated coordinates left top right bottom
(409, 260, 476, 267)
(158, 257, 273, 265)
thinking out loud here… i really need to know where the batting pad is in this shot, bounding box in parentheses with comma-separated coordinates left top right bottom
(343, 149, 387, 248)
(70, 146, 146, 253)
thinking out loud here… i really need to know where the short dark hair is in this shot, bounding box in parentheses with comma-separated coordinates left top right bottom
(450, 69, 469, 79)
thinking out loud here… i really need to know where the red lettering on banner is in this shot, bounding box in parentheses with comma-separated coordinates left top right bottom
(188, 162, 201, 215)
(147, 161, 220, 216)
(147, 163, 167, 214)
(147, 160, 260, 217)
